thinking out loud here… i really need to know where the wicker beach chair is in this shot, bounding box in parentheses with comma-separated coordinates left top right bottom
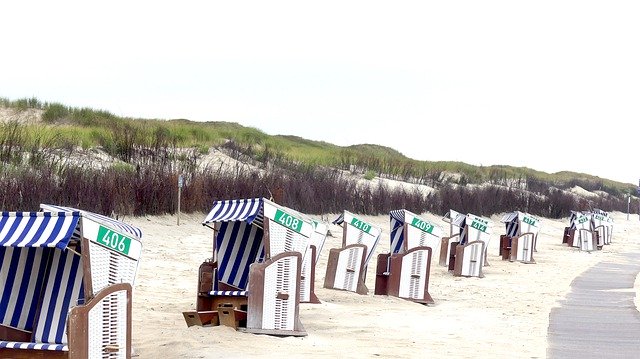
(569, 211, 598, 252)
(499, 211, 540, 263)
(374, 209, 441, 304)
(1, 206, 142, 359)
(183, 198, 312, 336)
(323, 211, 381, 295)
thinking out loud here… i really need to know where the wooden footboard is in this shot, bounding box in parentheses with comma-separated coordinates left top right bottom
(68, 283, 132, 359)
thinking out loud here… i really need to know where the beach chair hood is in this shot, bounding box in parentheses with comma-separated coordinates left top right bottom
(389, 209, 442, 254)
(500, 211, 541, 237)
(202, 197, 313, 290)
(0, 211, 80, 250)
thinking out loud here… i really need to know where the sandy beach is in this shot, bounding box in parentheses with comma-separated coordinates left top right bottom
(127, 210, 640, 358)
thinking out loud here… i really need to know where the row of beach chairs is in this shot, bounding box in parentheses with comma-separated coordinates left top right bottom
(562, 209, 614, 251)
(2, 198, 610, 357)
(181, 197, 553, 337)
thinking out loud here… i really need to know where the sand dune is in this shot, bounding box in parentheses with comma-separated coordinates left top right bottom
(127, 211, 640, 358)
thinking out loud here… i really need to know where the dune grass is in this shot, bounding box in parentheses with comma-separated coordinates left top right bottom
(1, 96, 636, 211)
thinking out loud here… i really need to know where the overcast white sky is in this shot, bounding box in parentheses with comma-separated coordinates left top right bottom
(1, 1, 639, 185)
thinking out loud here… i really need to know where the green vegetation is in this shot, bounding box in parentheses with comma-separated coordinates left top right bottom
(0, 96, 635, 200)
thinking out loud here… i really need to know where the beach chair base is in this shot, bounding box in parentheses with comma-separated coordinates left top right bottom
(246, 252, 307, 336)
(188, 292, 248, 329)
(374, 248, 434, 305)
(182, 311, 219, 327)
(323, 244, 369, 295)
(439, 235, 459, 267)
(447, 242, 459, 271)
(453, 241, 485, 278)
(374, 253, 391, 295)
(217, 304, 247, 330)
(1, 283, 132, 359)
(242, 319, 306, 337)
(562, 227, 574, 245)
(510, 233, 536, 264)
(500, 235, 512, 260)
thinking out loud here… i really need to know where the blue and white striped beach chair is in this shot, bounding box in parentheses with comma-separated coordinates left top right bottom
(499, 211, 540, 263)
(374, 209, 441, 304)
(0, 207, 142, 359)
(184, 197, 312, 336)
(323, 211, 382, 295)
(451, 213, 493, 277)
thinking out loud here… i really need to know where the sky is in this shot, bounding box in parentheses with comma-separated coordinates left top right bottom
(1, 1, 639, 185)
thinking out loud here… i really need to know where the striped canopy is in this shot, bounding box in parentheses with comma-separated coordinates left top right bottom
(0, 212, 80, 250)
(40, 204, 142, 240)
(203, 198, 264, 227)
(389, 210, 405, 254)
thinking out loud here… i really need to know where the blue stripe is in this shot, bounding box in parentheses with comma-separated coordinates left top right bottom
(203, 198, 263, 224)
(237, 226, 263, 288)
(56, 217, 78, 250)
(389, 217, 404, 254)
(24, 215, 52, 247)
(217, 221, 241, 285)
(53, 254, 81, 343)
(0, 215, 9, 236)
(11, 215, 37, 246)
(0, 248, 21, 321)
(10, 248, 36, 328)
(39, 252, 67, 343)
(216, 221, 263, 289)
(26, 249, 49, 331)
(225, 223, 251, 287)
(0, 217, 23, 246)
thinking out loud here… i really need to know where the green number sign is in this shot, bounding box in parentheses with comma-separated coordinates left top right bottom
(350, 217, 372, 234)
(522, 216, 537, 227)
(274, 209, 303, 234)
(410, 217, 434, 234)
(97, 226, 132, 256)
(470, 220, 488, 233)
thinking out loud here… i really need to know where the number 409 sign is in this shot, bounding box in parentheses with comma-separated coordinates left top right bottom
(97, 225, 132, 256)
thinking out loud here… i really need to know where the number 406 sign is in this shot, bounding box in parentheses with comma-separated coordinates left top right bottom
(97, 226, 132, 256)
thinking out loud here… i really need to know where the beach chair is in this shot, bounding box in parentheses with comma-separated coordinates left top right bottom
(183, 198, 312, 336)
(1, 205, 143, 359)
(499, 211, 540, 264)
(562, 211, 580, 246)
(323, 211, 381, 295)
(591, 209, 613, 247)
(374, 210, 440, 304)
(569, 212, 597, 252)
(439, 209, 464, 267)
(300, 220, 329, 304)
(451, 213, 493, 277)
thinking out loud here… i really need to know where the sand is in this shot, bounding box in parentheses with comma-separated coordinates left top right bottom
(126, 210, 640, 358)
